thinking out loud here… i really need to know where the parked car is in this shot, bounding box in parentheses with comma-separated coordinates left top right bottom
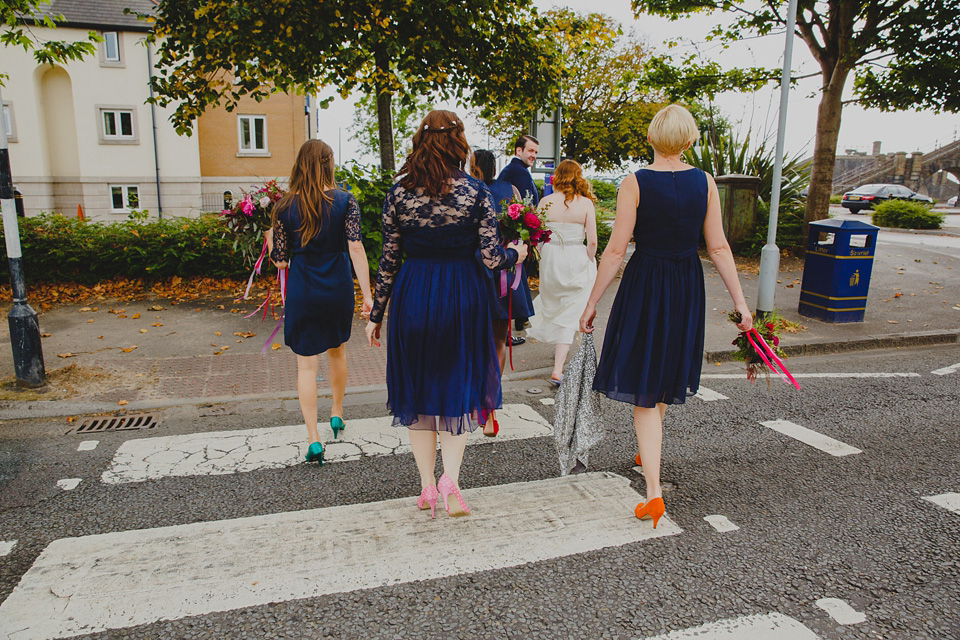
(841, 183, 934, 213)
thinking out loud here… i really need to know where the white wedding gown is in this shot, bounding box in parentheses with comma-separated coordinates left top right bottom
(527, 221, 597, 345)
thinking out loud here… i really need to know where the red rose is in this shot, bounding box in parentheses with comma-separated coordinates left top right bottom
(524, 212, 541, 229)
(766, 322, 775, 330)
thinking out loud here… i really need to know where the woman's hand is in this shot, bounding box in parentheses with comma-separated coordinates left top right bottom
(734, 303, 754, 331)
(361, 296, 373, 319)
(579, 302, 597, 333)
(273, 261, 289, 270)
(512, 240, 529, 263)
(365, 321, 382, 347)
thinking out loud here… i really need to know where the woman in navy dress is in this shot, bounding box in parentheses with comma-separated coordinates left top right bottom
(365, 111, 527, 518)
(579, 105, 753, 526)
(270, 139, 373, 466)
(471, 149, 521, 436)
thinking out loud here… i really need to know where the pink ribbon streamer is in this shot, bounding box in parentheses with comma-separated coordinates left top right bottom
(260, 314, 285, 354)
(746, 329, 801, 389)
(498, 268, 521, 298)
(242, 238, 269, 300)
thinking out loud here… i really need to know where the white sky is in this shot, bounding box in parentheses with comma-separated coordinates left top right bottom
(317, 0, 960, 169)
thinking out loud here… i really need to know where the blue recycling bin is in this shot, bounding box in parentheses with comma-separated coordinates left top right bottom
(798, 219, 879, 323)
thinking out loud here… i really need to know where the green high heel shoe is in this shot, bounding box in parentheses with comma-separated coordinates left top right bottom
(305, 441, 324, 464)
(330, 416, 345, 439)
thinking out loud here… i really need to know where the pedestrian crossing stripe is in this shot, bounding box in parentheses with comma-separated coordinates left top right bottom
(0, 473, 680, 640)
(643, 612, 819, 639)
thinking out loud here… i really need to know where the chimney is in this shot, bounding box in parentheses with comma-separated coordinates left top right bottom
(872, 141, 882, 155)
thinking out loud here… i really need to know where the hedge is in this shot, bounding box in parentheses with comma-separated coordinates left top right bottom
(871, 200, 944, 230)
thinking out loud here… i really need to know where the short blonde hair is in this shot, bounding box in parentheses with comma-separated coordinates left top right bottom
(647, 104, 699, 156)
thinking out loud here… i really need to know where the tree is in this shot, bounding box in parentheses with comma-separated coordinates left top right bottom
(1, 0, 100, 85)
(350, 91, 433, 164)
(141, 0, 563, 172)
(631, 0, 960, 229)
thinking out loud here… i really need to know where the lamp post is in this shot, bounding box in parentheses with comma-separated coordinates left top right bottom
(756, 0, 799, 320)
(0, 86, 45, 387)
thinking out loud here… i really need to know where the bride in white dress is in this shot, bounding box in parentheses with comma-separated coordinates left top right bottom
(527, 159, 598, 384)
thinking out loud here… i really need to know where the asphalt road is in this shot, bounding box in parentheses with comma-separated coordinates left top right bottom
(0, 344, 958, 639)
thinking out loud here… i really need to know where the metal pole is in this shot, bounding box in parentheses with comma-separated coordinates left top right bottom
(147, 40, 163, 219)
(0, 86, 46, 387)
(756, 0, 799, 319)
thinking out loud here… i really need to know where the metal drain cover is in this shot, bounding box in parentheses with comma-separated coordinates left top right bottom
(73, 412, 160, 433)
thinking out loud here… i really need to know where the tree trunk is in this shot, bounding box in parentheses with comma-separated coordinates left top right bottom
(375, 88, 395, 173)
(804, 67, 850, 234)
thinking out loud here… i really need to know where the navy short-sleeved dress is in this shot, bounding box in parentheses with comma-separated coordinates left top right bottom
(270, 190, 361, 356)
(593, 168, 708, 407)
(369, 174, 518, 435)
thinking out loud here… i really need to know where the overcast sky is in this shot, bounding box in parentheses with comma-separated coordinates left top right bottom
(318, 0, 960, 169)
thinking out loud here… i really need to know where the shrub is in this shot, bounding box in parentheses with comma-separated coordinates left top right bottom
(0, 214, 248, 285)
(829, 194, 842, 204)
(596, 215, 613, 260)
(534, 178, 545, 192)
(590, 180, 617, 201)
(740, 200, 806, 257)
(871, 200, 944, 229)
(336, 162, 394, 273)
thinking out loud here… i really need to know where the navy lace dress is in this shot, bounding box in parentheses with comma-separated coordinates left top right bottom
(593, 168, 708, 407)
(270, 190, 361, 356)
(370, 174, 518, 434)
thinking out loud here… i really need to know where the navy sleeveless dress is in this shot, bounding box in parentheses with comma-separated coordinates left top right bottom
(370, 174, 518, 434)
(270, 190, 361, 356)
(484, 179, 534, 321)
(593, 168, 708, 407)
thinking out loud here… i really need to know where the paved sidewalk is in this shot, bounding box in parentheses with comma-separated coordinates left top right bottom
(0, 226, 956, 418)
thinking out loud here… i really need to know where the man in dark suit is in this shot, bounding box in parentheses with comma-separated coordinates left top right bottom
(496, 134, 540, 343)
(498, 134, 540, 205)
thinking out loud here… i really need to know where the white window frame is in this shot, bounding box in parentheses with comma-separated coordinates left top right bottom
(1, 102, 16, 143)
(99, 31, 124, 66)
(237, 114, 269, 156)
(97, 106, 139, 144)
(109, 185, 140, 213)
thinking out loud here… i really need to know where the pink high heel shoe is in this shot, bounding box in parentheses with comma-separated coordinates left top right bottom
(437, 474, 471, 517)
(418, 485, 438, 519)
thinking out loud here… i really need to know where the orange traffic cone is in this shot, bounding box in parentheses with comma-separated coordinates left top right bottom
(77, 204, 84, 220)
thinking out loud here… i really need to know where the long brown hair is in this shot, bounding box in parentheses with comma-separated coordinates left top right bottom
(272, 139, 336, 246)
(552, 159, 596, 205)
(398, 109, 470, 199)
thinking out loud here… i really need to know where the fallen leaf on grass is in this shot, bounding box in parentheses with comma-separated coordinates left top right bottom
(210, 342, 219, 347)
(213, 351, 222, 355)
(152, 322, 163, 327)
(109, 308, 126, 315)
(236, 339, 243, 343)
(57, 353, 77, 358)
(79, 307, 93, 312)
(148, 305, 165, 311)
(87, 319, 95, 323)
(139, 329, 148, 334)
(888, 320, 899, 324)
(214, 331, 221, 336)
(117, 400, 128, 406)
(41, 332, 51, 337)
(172, 275, 182, 286)
(271, 342, 282, 350)
(893, 292, 902, 298)
(117, 314, 127, 319)
(234, 331, 256, 338)
(97, 335, 104, 339)
(132, 313, 141, 319)
(217, 305, 225, 310)
(121, 346, 137, 353)
(220, 345, 229, 350)
(230, 309, 241, 313)
(66, 416, 75, 423)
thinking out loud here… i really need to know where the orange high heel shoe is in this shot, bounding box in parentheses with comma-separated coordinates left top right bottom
(635, 497, 664, 528)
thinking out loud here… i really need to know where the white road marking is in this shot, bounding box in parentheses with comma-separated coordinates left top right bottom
(0, 540, 16, 557)
(643, 612, 819, 639)
(759, 420, 862, 457)
(56, 479, 81, 491)
(0, 472, 680, 640)
(540, 397, 555, 405)
(694, 387, 729, 401)
(77, 440, 99, 451)
(932, 362, 960, 376)
(701, 373, 920, 379)
(102, 404, 551, 485)
(815, 598, 866, 625)
(632, 466, 644, 475)
(922, 492, 960, 515)
(703, 515, 739, 532)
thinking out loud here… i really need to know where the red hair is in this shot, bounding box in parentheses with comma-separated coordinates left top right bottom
(552, 159, 596, 205)
(397, 110, 471, 199)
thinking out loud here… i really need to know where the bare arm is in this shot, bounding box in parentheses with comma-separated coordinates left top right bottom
(702, 173, 753, 332)
(584, 199, 598, 262)
(344, 195, 373, 317)
(579, 174, 638, 332)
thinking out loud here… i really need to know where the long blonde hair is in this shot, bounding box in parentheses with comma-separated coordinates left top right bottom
(552, 159, 596, 205)
(272, 139, 336, 246)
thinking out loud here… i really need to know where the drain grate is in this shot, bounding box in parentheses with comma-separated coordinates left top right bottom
(73, 413, 160, 433)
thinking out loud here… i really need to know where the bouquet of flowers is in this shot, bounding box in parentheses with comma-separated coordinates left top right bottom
(498, 196, 552, 259)
(220, 180, 286, 266)
(729, 310, 800, 389)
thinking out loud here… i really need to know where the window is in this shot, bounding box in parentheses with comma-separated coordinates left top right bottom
(238, 115, 267, 154)
(103, 32, 120, 62)
(1, 102, 15, 142)
(110, 185, 139, 212)
(98, 106, 138, 144)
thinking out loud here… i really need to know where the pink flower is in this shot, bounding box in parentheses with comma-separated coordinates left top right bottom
(240, 196, 255, 216)
(507, 203, 523, 220)
(220, 209, 232, 216)
(524, 212, 541, 229)
(773, 336, 780, 346)
(259, 196, 271, 209)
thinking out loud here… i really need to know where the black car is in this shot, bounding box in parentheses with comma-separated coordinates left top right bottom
(841, 183, 934, 213)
